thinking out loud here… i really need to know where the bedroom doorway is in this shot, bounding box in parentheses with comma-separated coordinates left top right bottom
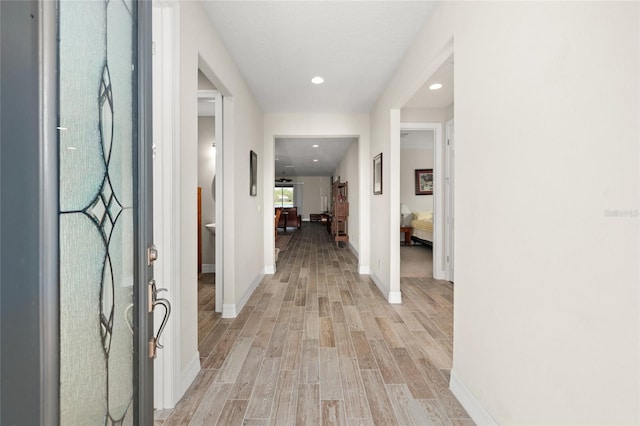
(399, 129, 436, 279)
(398, 122, 445, 281)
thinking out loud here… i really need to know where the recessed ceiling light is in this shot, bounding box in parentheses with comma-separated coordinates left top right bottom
(313, 159, 318, 162)
(429, 83, 443, 90)
(275, 158, 279, 161)
(311, 76, 324, 85)
(312, 144, 319, 148)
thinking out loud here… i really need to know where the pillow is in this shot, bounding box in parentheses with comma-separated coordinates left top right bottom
(413, 211, 433, 221)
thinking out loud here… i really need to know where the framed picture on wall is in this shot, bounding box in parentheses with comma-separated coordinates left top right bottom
(415, 168, 433, 195)
(373, 153, 383, 195)
(250, 150, 257, 196)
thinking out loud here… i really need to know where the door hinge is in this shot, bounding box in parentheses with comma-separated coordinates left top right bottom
(152, 41, 156, 56)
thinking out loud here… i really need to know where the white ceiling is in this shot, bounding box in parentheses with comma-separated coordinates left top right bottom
(275, 137, 356, 178)
(202, 1, 436, 113)
(200, 2, 450, 177)
(404, 56, 454, 109)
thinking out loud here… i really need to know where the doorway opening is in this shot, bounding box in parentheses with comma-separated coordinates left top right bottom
(398, 54, 454, 283)
(399, 129, 436, 279)
(196, 73, 224, 365)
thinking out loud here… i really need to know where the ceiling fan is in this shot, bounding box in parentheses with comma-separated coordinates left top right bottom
(276, 172, 292, 183)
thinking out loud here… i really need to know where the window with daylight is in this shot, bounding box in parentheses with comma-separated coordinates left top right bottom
(274, 186, 294, 208)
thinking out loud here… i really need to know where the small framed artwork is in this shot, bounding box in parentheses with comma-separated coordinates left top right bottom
(250, 150, 257, 196)
(415, 168, 433, 195)
(373, 153, 383, 195)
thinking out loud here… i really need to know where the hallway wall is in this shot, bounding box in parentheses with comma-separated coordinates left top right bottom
(178, 0, 264, 389)
(333, 138, 359, 255)
(372, 1, 639, 423)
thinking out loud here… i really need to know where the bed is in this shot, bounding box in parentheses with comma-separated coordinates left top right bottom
(410, 211, 433, 246)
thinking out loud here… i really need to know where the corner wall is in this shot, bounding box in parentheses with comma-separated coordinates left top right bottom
(373, 1, 639, 423)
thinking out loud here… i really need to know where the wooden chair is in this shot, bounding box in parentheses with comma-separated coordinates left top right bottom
(274, 209, 282, 241)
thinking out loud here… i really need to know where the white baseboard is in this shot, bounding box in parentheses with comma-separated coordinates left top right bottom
(368, 271, 389, 300)
(388, 291, 402, 304)
(202, 263, 215, 273)
(222, 304, 237, 318)
(264, 264, 276, 274)
(347, 242, 359, 258)
(179, 352, 201, 400)
(358, 264, 370, 274)
(449, 369, 497, 426)
(222, 269, 265, 319)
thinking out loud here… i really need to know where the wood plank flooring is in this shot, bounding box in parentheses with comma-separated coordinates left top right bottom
(156, 223, 472, 425)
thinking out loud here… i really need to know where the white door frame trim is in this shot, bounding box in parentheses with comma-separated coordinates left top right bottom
(445, 119, 455, 282)
(197, 89, 224, 313)
(151, 1, 181, 409)
(399, 122, 445, 280)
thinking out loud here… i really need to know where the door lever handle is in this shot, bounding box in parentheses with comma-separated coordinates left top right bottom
(152, 297, 171, 349)
(148, 280, 172, 358)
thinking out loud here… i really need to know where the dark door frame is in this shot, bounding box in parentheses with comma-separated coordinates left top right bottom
(0, 0, 154, 424)
(1, 1, 59, 424)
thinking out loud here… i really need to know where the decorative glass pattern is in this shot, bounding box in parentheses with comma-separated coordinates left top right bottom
(59, 1, 136, 424)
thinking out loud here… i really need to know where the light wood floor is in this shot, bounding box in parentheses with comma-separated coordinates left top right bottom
(156, 223, 472, 425)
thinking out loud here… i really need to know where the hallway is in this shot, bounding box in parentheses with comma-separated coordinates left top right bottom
(156, 223, 471, 425)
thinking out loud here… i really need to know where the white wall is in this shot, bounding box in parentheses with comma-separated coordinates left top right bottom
(333, 139, 359, 255)
(197, 116, 215, 266)
(374, 1, 639, 423)
(401, 108, 447, 124)
(178, 0, 264, 378)
(294, 176, 331, 220)
(263, 114, 370, 274)
(400, 148, 433, 213)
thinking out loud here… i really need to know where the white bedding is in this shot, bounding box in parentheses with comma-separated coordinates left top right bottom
(412, 227, 433, 243)
(411, 211, 433, 243)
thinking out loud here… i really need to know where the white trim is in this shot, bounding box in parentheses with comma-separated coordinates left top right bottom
(196, 89, 224, 313)
(450, 370, 497, 426)
(358, 265, 370, 274)
(388, 291, 402, 304)
(400, 122, 445, 280)
(222, 270, 265, 319)
(445, 119, 455, 282)
(358, 134, 370, 276)
(179, 352, 201, 399)
(201, 263, 215, 273)
(264, 264, 276, 275)
(152, 2, 181, 409)
(348, 241, 359, 258)
(368, 271, 389, 301)
(389, 109, 402, 302)
(222, 304, 237, 318)
(197, 89, 218, 99)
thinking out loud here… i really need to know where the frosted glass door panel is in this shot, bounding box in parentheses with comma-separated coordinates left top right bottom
(59, 1, 137, 424)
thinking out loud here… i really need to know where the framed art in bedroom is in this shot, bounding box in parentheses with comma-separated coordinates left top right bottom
(373, 153, 382, 195)
(415, 168, 433, 195)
